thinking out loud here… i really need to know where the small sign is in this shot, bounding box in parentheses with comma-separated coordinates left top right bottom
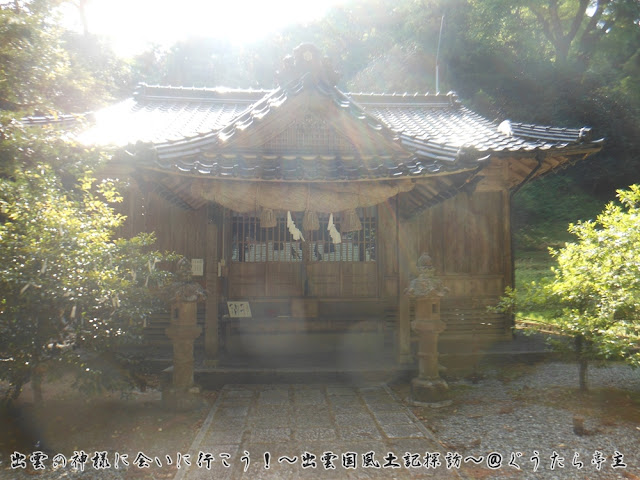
(227, 301, 252, 318)
(191, 258, 204, 276)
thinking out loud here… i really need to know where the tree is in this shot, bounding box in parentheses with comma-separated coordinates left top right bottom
(528, 0, 640, 71)
(505, 185, 640, 390)
(462, 0, 640, 73)
(0, 1, 172, 404)
(1, 0, 132, 114)
(0, 1, 69, 112)
(0, 122, 177, 404)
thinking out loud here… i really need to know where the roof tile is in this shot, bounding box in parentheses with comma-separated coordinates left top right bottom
(85, 79, 601, 183)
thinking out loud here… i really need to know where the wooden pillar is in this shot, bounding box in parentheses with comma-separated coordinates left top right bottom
(503, 188, 515, 335)
(204, 210, 219, 364)
(397, 298, 412, 364)
(301, 227, 310, 297)
(396, 214, 417, 364)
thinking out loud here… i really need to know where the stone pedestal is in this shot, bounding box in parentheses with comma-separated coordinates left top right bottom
(405, 253, 449, 405)
(163, 298, 204, 411)
(411, 302, 448, 403)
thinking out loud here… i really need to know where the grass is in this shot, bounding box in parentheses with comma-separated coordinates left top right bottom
(514, 249, 557, 322)
(513, 221, 576, 254)
(515, 250, 555, 286)
(511, 175, 608, 322)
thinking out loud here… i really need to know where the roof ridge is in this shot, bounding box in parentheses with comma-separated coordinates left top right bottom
(134, 84, 271, 102)
(509, 121, 595, 143)
(132, 83, 462, 106)
(348, 91, 460, 107)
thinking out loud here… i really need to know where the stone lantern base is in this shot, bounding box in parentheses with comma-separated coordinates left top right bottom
(162, 384, 205, 411)
(411, 377, 449, 404)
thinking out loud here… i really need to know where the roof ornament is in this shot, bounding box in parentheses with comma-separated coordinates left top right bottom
(276, 43, 340, 88)
(497, 119, 513, 137)
(578, 127, 592, 142)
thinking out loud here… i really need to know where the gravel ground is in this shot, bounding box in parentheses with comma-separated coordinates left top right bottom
(424, 361, 640, 479)
(3, 360, 640, 479)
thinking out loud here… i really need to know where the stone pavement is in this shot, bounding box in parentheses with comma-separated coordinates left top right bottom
(174, 384, 462, 479)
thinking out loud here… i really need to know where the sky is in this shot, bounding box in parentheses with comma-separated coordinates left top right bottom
(60, 0, 344, 57)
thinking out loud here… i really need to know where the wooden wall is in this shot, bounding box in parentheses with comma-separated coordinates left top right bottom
(145, 191, 207, 261)
(424, 190, 508, 292)
(227, 260, 378, 299)
(118, 180, 510, 306)
(118, 179, 208, 261)
(117, 172, 513, 351)
(394, 185, 513, 348)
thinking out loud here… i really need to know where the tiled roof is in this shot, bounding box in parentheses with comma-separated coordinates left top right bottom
(80, 87, 266, 146)
(82, 44, 601, 187)
(22, 112, 89, 127)
(156, 153, 443, 181)
(354, 94, 594, 155)
(94, 79, 601, 183)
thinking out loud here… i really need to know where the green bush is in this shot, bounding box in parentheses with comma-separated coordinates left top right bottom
(0, 124, 177, 404)
(504, 185, 640, 390)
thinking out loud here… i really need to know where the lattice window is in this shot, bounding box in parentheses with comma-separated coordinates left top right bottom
(309, 207, 376, 262)
(231, 207, 376, 263)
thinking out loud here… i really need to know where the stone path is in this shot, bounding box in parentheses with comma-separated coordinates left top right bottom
(174, 384, 462, 479)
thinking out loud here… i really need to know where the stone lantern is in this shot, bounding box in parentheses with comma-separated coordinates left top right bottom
(405, 253, 449, 404)
(162, 260, 207, 410)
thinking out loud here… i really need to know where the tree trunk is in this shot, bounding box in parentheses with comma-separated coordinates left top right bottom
(31, 368, 44, 405)
(5, 379, 24, 406)
(78, 0, 90, 36)
(575, 334, 589, 392)
(578, 358, 589, 392)
(555, 41, 570, 66)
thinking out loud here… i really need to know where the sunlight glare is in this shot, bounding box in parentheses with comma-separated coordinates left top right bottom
(62, 0, 344, 56)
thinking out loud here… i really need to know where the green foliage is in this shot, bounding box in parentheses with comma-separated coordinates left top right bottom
(513, 175, 604, 251)
(505, 185, 640, 387)
(57, 31, 134, 110)
(0, 123, 177, 403)
(0, 0, 132, 114)
(0, 0, 174, 404)
(549, 186, 640, 343)
(0, 2, 69, 111)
